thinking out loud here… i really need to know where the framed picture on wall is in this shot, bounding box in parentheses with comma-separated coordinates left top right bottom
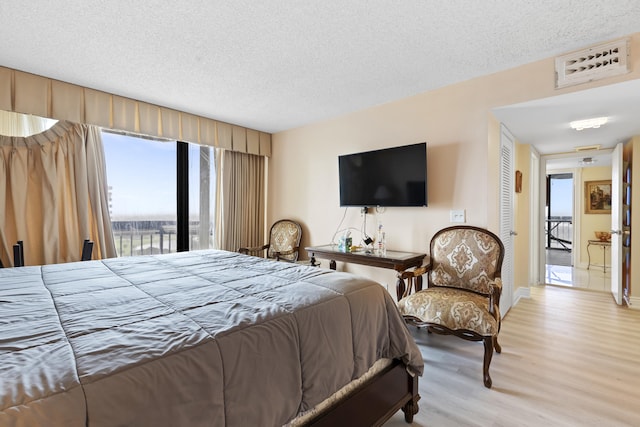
(585, 180, 612, 214)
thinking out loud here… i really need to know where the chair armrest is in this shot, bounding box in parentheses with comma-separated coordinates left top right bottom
(273, 246, 298, 257)
(238, 244, 269, 255)
(487, 278, 502, 299)
(273, 246, 300, 261)
(487, 277, 502, 316)
(399, 263, 431, 280)
(490, 277, 503, 292)
(398, 262, 431, 299)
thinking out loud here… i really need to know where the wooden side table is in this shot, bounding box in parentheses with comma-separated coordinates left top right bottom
(305, 245, 427, 300)
(587, 239, 611, 273)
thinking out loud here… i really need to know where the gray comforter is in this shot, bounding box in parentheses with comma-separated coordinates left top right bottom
(0, 249, 423, 426)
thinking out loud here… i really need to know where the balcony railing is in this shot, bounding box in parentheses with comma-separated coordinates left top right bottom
(546, 218, 572, 251)
(111, 220, 211, 257)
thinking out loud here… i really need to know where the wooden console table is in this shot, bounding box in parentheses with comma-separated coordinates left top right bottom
(587, 239, 611, 273)
(305, 245, 427, 301)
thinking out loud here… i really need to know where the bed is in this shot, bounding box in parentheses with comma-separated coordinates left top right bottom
(0, 249, 423, 426)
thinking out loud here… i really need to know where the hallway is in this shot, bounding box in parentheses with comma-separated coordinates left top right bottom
(545, 248, 610, 293)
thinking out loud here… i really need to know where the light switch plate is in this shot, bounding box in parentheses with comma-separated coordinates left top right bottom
(450, 209, 466, 223)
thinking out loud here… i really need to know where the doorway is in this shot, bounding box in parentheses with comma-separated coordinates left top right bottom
(542, 159, 612, 293)
(546, 173, 573, 267)
(491, 79, 639, 301)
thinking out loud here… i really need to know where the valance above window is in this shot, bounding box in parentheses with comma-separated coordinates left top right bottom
(0, 66, 271, 156)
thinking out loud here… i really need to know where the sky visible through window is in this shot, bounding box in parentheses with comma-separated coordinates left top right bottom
(550, 177, 573, 218)
(102, 131, 177, 221)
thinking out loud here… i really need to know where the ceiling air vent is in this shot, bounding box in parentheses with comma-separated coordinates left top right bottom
(575, 144, 601, 152)
(555, 38, 629, 88)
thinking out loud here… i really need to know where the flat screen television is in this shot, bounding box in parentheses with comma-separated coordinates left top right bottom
(338, 142, 427, 207)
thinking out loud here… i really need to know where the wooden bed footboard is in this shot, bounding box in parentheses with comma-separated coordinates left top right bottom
(305, 359, 420, 426)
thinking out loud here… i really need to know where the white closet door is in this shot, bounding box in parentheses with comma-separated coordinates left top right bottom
(499, 125, 515, 316)
(610, 142, 623, 305)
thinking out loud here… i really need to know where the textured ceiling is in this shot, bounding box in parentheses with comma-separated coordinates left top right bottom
(1, 0, 640, 138)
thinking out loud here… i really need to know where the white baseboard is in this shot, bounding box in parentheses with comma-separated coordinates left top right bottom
(513, 286, 531, 306)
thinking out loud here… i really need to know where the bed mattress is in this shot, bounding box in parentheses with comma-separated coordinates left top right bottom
(0, 249, 423, 426)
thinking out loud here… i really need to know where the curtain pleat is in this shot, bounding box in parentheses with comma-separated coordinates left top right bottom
(43, 138, 63, 262)
(85, 125, 116, 260)
(7, 145, 28, 261)
(0, 149, 6, 261)
(215, 149, 265, 252)
(214, 148, 223, 249)
(0, 121, 117, 266)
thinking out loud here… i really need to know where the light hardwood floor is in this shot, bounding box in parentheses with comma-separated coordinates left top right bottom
(384, 286, 640, 427)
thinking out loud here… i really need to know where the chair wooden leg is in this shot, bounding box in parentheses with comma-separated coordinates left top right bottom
(493, 335, 502, 354)
(13, 242, 24, 267)
(81, 240, 94, 261)
(396, 275, 406, 301)
(482, 336, 494, 388)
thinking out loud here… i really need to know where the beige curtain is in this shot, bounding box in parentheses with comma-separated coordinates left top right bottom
(215, 149, 265, 252)
(0, 121, 117, 266)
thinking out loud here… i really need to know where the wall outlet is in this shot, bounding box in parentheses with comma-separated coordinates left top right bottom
(450, 209, 466, 223)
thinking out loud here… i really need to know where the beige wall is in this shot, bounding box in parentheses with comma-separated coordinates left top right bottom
(269, 32, 640, 296)
(514, 142, 532, 292)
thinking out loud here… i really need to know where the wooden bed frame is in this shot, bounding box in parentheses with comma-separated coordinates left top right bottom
(306, 359, 420, 426)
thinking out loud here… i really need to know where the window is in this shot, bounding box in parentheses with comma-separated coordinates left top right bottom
(103, 131, 178, 256)
(546, 173, 573, 253)
(103, 131, 217, 257)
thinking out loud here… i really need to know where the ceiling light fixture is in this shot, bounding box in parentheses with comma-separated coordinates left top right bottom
(579, 157, 597, 166)
(570, 117, 608, 131)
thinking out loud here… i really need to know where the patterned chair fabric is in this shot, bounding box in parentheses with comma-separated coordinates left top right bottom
(238, 219, 302, 262)
(429, 228, 503, 295)
(397, 225, 505, 388)
(266, 220, 302, 261)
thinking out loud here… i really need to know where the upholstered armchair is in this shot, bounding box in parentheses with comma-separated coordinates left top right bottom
(238, 219, 302, 262)
(397, 225, 505, 388)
